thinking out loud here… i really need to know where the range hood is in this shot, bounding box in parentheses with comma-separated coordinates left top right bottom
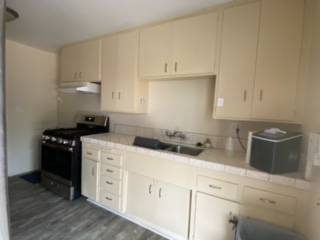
(59, 82, 100, 94)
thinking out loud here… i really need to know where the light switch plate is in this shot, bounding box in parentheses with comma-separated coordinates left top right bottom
(217, 97, 224, 107)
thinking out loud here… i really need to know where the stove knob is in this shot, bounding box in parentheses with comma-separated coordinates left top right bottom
(58, 138, 63, 144)
(43, 135, 50, 140)
(71, 141, 76, 146)
(51, 137, 57, 142)
(63, 140, 69, 145)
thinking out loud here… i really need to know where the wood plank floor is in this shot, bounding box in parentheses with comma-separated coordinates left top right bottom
(9, 177, 166, 240)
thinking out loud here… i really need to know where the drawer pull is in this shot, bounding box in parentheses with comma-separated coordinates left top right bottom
(105, 197, 113, 201)
(106, 169, 113, 173)
(209, 184, 222, 190)
(148, 184, 152, 194)
(259, 198, 277, 205)
(86, 152, 93, 155)
(106, 181, 113, 185)
(106, 157, 114, 161)
(159, 188, 162, 199)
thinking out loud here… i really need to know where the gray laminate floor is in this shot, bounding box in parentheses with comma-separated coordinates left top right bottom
(9, 177, 166, 240)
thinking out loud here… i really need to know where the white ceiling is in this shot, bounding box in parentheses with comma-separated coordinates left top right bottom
(6, 0, 231, 52)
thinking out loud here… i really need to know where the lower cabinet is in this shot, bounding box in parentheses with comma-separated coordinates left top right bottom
(126, 172, 191, 239)
(193, 192, 239, 240)
(81, 158, 98, 201)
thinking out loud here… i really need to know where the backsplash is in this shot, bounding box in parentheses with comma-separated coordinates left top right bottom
(112, 123, 247, 152)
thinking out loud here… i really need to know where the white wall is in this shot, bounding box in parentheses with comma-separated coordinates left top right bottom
(6, 40, 58, 176)
(58, 78, 300, 138)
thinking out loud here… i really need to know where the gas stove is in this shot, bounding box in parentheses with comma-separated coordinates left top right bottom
(41, 114, 109, 200)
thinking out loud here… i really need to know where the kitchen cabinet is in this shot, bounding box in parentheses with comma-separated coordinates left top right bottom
(101, 30, 148, 113)
(193, 192, 239, 240)
(81, 158, 98, 201)
(214, 0, 304, 122)
(126, 172, 190, 239)
(139, 12, 218, 79)
(214, 2, 260, 119)
(251, 0, 304, 121)
(60, 40, 101, 83)
(139, 22, 173, 78)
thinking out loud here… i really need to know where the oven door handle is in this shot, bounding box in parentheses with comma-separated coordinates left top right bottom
(42, 142, 74, 152)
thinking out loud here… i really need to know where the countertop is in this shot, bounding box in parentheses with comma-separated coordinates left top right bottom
(81, 133, 310, 191)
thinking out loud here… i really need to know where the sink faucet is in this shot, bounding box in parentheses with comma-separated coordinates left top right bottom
(165, 130, 186, 140)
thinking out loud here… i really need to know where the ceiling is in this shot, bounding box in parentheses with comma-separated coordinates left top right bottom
(6, 0, 231, 52)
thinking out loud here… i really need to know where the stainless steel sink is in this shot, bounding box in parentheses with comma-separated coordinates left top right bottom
(166, 145, 203, 156)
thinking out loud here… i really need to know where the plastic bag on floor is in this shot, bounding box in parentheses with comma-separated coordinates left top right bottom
(235, 218, 305, 240)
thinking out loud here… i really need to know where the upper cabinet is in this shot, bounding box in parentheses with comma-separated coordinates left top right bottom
(100, 30, 148, 113)
(214, 0, 304, 123)
(60, 40, 102, 82)
(214, 2, 260, 120)
(251, 0, 304, 121)
(139, 12, 219, 79)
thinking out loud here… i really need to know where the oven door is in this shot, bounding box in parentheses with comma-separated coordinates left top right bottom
(41, 142, 74, 182)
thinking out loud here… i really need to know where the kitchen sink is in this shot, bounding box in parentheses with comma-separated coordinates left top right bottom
(166, 145, 203, 156)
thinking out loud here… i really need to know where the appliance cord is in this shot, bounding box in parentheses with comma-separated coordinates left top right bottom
(236, 127, 247, 152)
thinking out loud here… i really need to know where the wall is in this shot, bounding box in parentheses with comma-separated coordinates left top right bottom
(301, 0, 320, 239)
(6, 40, 58, 176)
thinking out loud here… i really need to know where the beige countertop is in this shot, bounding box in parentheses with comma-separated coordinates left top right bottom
(81, 133, 310, 190)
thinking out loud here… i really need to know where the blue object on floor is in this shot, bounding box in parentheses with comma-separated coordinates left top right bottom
(236, 218, 305, 240)
(20, 171, 41, 184)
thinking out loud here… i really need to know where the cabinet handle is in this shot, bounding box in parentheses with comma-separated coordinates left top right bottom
(86, 152, 92, 155)
(209, 184, 222, 190)
(91, 167, 95, 177)
(148, 184, 152, 194)
(259, 197, 277, 205)
(106, 181, 113, 185)
(118, 92, 121, 100)
(243, 90, 247, 102)
(105, 197, 113, 201)
(164, 63, 168, 73)
(74, 72, 78, 79)
(174, 62, 178, 72)
(106, 169, 113, 173)
(259, 90, 263, 101)
(112, 92, 114, 99)
(79, 72, 82, 79)
(106, 157, 113, 161)
(158, 188, 162, 198)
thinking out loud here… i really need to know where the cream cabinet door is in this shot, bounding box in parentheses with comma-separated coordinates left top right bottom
(154, 181, 190, 238)
(81, 158, 98, 201)
(101, 35, 118, 111)
(60, 40, 101, 83)
(60, 44, 80, 82)
(173, 12, 218, 76)
(139, 22, 173, 78)
(194, 193, 239, 240)
(79, 40, 102, 82)
(252, 0, 304, 121)
(214, 2, 260, 119)
(115, 31, 138, 112)
(126, 172, 155, 223)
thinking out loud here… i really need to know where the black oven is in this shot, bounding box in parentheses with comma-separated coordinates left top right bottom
(41, 139, 82, 200)
(41, 114, 109, 200)
(41, 142, 74, 181)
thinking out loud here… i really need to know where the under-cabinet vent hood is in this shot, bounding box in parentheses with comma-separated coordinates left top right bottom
(59, 82, 100, 94)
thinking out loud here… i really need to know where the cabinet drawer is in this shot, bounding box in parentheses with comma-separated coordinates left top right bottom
(197, 176, 239, 201)
(100, 176, 122, 196)
(83, 147, 100, 161)
(242, 187, 297, 215)
(99, 190, 121, 211)
(101, 164, 122, 180)
(101, 151, 122, 167)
